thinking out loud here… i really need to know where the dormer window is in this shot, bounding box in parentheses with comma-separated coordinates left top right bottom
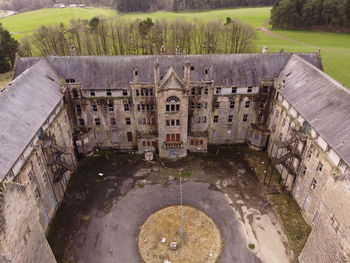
(106, 89, 112, 96)
(90, 90, 95, 96)
(134, 70, 138, 76)
(190, 66, 194, 71)
(247, 87, 253, 93)
(205, 69, 208, 75)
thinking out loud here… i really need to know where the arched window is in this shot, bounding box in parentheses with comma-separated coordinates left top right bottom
(166, 96, 180, 112)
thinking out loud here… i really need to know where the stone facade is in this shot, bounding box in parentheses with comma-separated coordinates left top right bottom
(1, 53, 349, 263)
(67, 64, 273, 159)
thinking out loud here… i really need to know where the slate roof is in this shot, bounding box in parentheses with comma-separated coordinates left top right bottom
(14, 53, 321, 90)
(0, 59, 63, 180)
(279, 55, 350, 167)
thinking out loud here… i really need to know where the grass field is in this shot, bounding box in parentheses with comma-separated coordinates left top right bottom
(0, 7, 116, 39)
(0, 6, 349, 87)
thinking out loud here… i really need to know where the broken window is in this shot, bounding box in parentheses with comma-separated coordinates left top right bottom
(28, 171, 33, 181)
(34, 188, 40, 199)
(127, 132, 133, 142)
(216, 88, 221, 94)
(258, 114, 263, 123)
(301, 166, 307, 176)
(72, 88, 79, 98)
(310, 178, 317, 190)
(79, 118, 85, 125)
(307, 145, 315, 158)
(110, 118, 116, 126)
(76, 104, 82, 113)
(108, 104, 114, 111)
(243, 114, 248, 122)
(317, 162, 323, 172)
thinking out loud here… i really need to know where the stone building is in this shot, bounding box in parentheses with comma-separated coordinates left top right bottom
(0, 52, 349, 262)
(0, 60, 76, 263)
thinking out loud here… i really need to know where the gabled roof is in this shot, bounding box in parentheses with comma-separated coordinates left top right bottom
(159, 66, 185, 89)
(0, 59, 63, 180)
(279, 55, 350, 167)
(14, 53, 321, 90)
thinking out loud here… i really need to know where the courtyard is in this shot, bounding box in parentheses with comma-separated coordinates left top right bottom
(48, 145, 310, 263)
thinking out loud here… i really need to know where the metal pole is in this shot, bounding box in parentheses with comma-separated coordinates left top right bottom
(180, 176, 183, 240)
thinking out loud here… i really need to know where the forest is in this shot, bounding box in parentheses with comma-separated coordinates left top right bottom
(0, 0, 115, 12)
(116, 0, 275, 12)
(19, 17, 257, 57)
(0, 0, 274, 13)
(271, 0, 350, 31)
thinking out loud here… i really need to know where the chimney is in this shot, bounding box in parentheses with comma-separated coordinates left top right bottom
(154, 62, 160, 86)
(262, 46, 269, 54)
(132, 68, 139, 83)
(183, 62, 191, 87)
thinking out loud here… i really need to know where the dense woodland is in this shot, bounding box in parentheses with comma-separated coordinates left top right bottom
(0, 0, 274, 12)
(271, 0, 350, 30)
(116, 0, 275, 12)
(0, 0, 115, 12)
(19, 17, 256, 57)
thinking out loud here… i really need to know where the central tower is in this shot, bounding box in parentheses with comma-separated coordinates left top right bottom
(155, 63, 190, 158)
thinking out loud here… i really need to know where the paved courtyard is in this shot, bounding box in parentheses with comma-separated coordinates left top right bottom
(49, 146, 292, 263)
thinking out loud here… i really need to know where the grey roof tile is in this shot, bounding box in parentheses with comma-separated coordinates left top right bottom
(0, 59, 63, 180)
(14, 53, 321, 89)
(279, 54, 350, 167)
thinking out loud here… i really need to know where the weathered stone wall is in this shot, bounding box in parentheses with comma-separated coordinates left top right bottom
(268, 88, 350, 263)
(0, 105, 76, 263)
(1, 184, 57, 263)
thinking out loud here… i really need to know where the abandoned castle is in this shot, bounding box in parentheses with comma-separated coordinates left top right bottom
(0, 52, 349, 263)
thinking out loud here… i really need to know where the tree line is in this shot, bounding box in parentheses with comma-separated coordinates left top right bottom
(116, 0, 275, 12)
(0, 0, 115, 12)
(0, 23, 18, 73)
(271, 0, 350, 31)
(19, 17, 256, 57)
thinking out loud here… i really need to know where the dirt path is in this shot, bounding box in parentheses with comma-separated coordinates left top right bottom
(259, 24, 350, 56)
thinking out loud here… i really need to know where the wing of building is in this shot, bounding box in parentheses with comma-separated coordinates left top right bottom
(0, 52, 348, 263)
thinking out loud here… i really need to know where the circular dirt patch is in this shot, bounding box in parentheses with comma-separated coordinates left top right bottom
(138, 205, 222, 263)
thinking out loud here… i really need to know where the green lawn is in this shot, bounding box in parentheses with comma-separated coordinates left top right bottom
(1, 6, 349, 87)
(0, 7, 116, 39)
